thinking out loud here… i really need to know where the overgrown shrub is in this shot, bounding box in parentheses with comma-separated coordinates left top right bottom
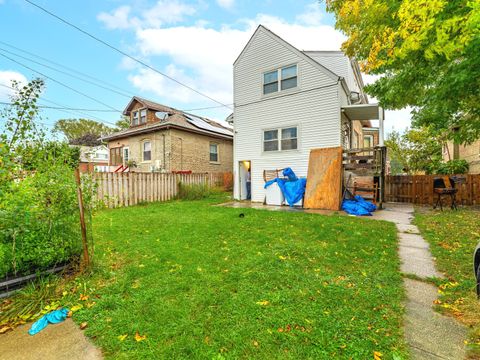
(0, 79, 93, 278)
(176, 182, 214, 200)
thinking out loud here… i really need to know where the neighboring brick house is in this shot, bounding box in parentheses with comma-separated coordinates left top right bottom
(443, 140, 480, 174)
(102, 97, 233, 173)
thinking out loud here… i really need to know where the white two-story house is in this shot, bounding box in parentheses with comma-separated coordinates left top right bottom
(233, 25, 385, 202)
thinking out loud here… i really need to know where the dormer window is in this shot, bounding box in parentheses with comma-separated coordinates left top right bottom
(132, 111, 139, 126)
(263, 64, 297, 95)
(140, 109, 147, 124)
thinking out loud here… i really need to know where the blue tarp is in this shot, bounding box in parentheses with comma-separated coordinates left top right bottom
(28, 308, 69, 335)
(264, 168, 306, 206)
(342, 195, 377, 216)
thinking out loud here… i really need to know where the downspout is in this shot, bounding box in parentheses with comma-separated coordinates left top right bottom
(162, 134, 166, 171)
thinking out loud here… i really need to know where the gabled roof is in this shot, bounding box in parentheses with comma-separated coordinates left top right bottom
(234, 25, 339, 82)
(103, 97, 233, 141)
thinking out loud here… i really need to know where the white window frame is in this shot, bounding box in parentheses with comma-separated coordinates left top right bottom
(262, 64, 298, 96)
(262, 125, 299, 153)
(363, 135, 373, 149)
(132, 111, 139, 126)
(140, 109, 147, 124)
(209, 142, 220, 163)
(142, 140, 151, 162)
(123, 147, 130, 166)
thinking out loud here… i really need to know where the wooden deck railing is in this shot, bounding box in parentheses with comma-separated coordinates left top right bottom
(385, 174, 480, 205)
(93, 172, 228, 208)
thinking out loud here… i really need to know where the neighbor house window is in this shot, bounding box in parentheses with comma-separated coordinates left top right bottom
(143, 141, 151, 161)
(353, 130, 360, 149)
(132, 111, 139, 126)
(263, 64, 298, 95)
(263, 126, 298, 152)
(140, 109, 147, 124)
(363, 135, 373, 148)
(210, 143, 219, 162)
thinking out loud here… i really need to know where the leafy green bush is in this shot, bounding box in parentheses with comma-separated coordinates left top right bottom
(434, 160, 469, 175)
(0, 79, 93, 278)
(0, 160, 83, 277)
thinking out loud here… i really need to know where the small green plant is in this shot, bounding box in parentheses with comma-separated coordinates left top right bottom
(176, 182, 212, 200)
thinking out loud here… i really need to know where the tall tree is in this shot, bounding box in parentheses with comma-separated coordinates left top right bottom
(54, 118, 113, 144)
(326, 0, 480, 143)
(385, 127, 443, 174)
(115, 115, 131, 130)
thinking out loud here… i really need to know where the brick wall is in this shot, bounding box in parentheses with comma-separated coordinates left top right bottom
(107, 128, 233, 173)
(169, 128, 233, 173)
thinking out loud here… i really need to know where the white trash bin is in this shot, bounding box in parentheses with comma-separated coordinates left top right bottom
(265, 182, 284, 205)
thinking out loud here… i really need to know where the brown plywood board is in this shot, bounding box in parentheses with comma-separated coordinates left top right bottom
(304, 147, 343, 210)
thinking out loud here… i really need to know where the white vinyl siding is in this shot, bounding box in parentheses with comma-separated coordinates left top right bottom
(233, 28, 342, 202)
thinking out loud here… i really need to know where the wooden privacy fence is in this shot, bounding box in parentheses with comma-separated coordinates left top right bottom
(93, 172, 227, 208)
(385, 174, 480, 205)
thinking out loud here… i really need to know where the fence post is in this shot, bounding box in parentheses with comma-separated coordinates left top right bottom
(74, 169, 90, 269)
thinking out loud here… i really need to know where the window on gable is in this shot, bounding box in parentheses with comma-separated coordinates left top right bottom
(263, 65, 298, 95)
(263, 70, 278, 95)
(132, 111, 139, 126)
(281, 65, 297, 90)
(143, 141, 151, 161)
(210, 143, 219, 162)
(140, 109, 147, 124)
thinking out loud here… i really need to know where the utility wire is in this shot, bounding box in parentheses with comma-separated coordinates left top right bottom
(0, 40, 133, 97)
(0, 47, 131, 99)
(0, 101, 118, 112)
(0, 83, 118, 125)
(0, 52, 123, 113)
(24, 0, 233, 110)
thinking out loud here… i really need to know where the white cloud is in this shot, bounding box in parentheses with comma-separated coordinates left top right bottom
(98, 1, 196, 30)
(97, 5, 139, 30)
(129, 14, 346, 108)
(296, 2, 324, 26)
(216, 0, 234, 10)
(0, 70, 27, 102)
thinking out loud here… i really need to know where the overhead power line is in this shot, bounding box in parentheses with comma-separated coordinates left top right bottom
(0, 52, 123, 113)
(24, 0, 233, 110)
(0, 47, 131, 99)
(0, 83, 118, 125)
(0, 101, 119, 112)
(0, 40, 133, 97)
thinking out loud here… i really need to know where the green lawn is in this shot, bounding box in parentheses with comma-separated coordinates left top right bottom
(415, 208, 480, 353)
(70, 197, 407, 359)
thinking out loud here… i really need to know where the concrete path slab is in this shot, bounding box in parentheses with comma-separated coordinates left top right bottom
(0, 319, 102, 360)
(370, 203, 465, 359)
(404, 279, 466, 360)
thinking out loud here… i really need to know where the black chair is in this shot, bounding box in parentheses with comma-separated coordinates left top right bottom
(433, 177, 458, 210)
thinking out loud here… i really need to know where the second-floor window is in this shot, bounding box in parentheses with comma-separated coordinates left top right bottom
(263, 126, 298, 152)
(364, 135, 373, 149)
(263, 64, 297, 95)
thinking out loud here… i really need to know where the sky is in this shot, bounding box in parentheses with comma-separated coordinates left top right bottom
(0, 0, 412, 135)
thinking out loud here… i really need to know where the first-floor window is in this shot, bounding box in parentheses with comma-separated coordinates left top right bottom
(210, 143, 219, 162)
(263, 126, 298, 152)
(143, 141, 151, 161)
(123, 147, 130, 165)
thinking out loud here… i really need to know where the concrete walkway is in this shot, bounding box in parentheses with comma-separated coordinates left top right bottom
(372, 203, 466, 359)
(0, 319, 102, 360)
